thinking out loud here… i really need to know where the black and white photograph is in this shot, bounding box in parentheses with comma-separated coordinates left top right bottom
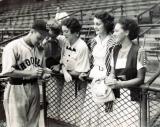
(0, 0, 160, 127)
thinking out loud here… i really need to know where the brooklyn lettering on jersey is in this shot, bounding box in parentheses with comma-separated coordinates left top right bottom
(16, 57, 41, 70)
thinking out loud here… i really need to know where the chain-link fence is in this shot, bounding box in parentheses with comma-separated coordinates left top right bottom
(0, 79, 7, 127)
(0, 75, 160, 127)
(45, 74, 159, 127)
(148, 91, 160, 127)
(0, 121, 6, 127)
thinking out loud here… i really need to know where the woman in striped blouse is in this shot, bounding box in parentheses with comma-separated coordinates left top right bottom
(80, 11, 116, 127)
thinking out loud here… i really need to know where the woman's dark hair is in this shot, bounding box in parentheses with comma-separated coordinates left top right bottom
(94, 11, 114, 34)
(51, 27, 61, 36)
(47, 18, 61, 36)
(61, 17, 81, 34)
(118, 17, 140, 40)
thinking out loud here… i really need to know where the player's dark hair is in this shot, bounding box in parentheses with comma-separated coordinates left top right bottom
(32, 20, 48, 33)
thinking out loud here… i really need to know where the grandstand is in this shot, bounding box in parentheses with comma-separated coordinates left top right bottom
(1, 0, 160, 127)
(0, 0, 159, 40)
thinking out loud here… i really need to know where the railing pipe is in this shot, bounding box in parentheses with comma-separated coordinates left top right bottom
(9, 17, 12, 26)
(0, 5, 122, 24)
(0, 32, 28, 46)
(47, 13, 50, 19)
(0, 69, 160, 127)
(140, 89, 148, 127)
(1, 30, 4, 42)
(120, 5, 123, 16)
(137, 23, 160, 44)
(137, 2, 160, 24)
(42, 82, 47, 126)
(80, 10, 83, 25)
(139, 24, 160, 27)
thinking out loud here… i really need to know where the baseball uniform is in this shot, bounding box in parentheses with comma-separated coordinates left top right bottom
(2, 38, 45, 127)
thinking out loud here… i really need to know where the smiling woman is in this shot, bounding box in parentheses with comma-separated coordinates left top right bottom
(104, 17, 146, 127)
(80, 11, 117, 127)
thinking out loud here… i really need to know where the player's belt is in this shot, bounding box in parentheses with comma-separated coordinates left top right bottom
(9, 78, 38, 85)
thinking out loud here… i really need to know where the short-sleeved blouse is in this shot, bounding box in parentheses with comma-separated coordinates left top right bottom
(61, 38, 90, 73)
(110, 45, 146, 70)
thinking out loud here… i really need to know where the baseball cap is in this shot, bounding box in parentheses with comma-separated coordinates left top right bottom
(91, 79, 115, 104)
(32, 20, 49, 36)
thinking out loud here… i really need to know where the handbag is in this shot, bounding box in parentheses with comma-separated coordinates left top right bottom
(91, 79, 115, 104)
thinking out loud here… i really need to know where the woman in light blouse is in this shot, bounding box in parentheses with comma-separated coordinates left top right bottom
(59, 17, 90, 125)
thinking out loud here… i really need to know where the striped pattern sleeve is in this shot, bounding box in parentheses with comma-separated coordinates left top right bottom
(105, 35, 117, 76)
(87, 39, 97, 70)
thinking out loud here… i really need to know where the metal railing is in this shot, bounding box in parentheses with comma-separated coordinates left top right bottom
(0, 5, 123, 44)
(137, 23, 160, 47)
(137, 2, 160, 24)
(0, 31, 28, 46)
(0, 65, 160, 127)
(1, 4, 160, 127)
(0, 4, 123, 28)
(45, 71, 160, 127)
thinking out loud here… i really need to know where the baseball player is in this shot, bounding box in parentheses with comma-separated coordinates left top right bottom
(1, 20, 51, 127)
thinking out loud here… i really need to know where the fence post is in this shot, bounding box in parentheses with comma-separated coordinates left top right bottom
(42, 82, 47, 127)
(9, 17, 12, 26)
(80, 10, 83, 25)
(149, 11, 153, 24)
(1, 29, 3, 42)
(140, 89, 148, 127)
(47, 13, 50, 20)
(33, 14, 36, 21)
(121, 5, 123, 16)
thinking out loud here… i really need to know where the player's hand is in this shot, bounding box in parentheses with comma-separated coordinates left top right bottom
(43, 68, 52, 74)
(31, 67, 43, 78)
(51, 65, 60, 72)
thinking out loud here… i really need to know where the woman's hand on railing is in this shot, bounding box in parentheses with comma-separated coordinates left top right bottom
(79, 72, 89, 81)
(105, 76, 118, 89)
(63, 70, 72, 82)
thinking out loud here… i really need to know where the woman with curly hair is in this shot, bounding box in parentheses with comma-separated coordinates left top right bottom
(59, 17, 90, 125)
(105, 17, 146, 126)
(80, 11, 117, 127)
